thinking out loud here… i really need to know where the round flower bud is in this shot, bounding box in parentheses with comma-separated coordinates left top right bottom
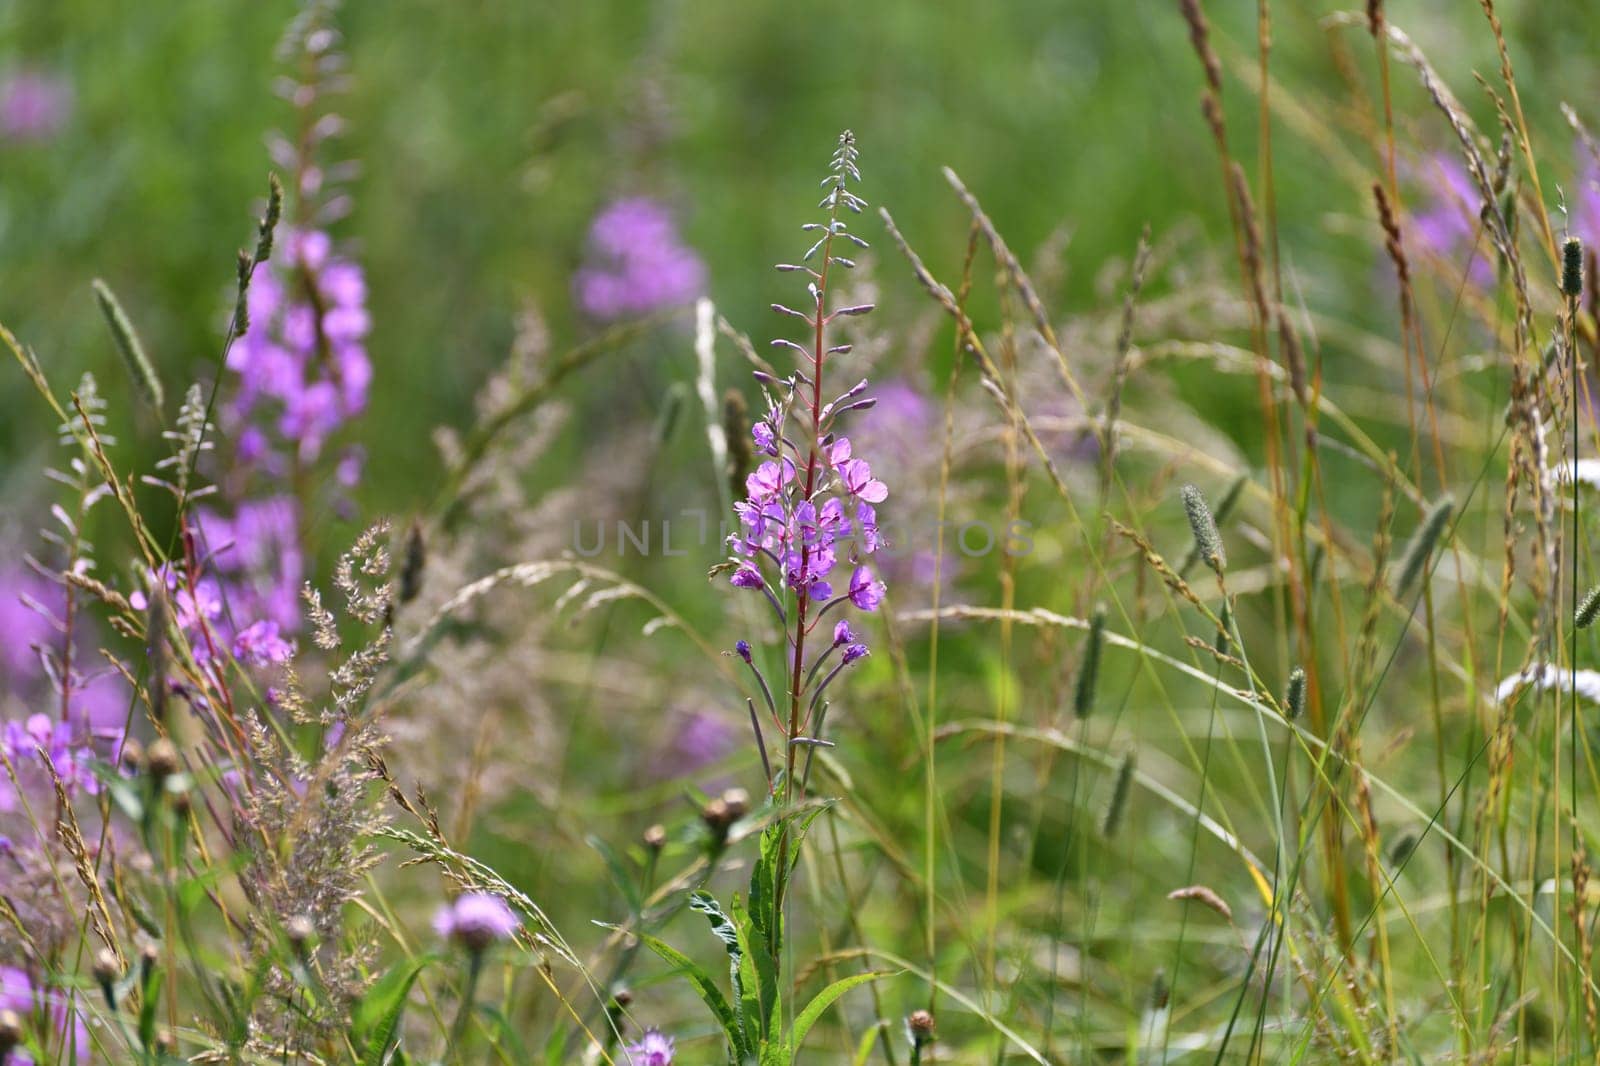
(720, 788, 750, 821)
(907, 1009, 936, 1044)
(285, 914, 316, 953)
(146, 738, 180, 780)
(119, 738, 144, 773)
(93, 947, 121, 985)
(642, 824, 667, 850)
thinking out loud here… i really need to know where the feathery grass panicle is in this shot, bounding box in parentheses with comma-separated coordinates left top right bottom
(92, 278, 163, 411)
(1395, 493, 1455, 596)
(1073, 604, 1106, 718)
(1100, 749, 1136, 839)
(1180, 483, 1226, 576)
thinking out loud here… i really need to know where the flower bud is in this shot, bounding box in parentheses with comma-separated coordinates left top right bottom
(146, 738, 179, 780)
(642, 824, 667, 850)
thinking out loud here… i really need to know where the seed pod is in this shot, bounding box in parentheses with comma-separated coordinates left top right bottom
(1073, 604, 1106, 718)
(1395, 494, 1454, 596)
(1181, 484, 1225, 576)
(93, 279, 164, 411)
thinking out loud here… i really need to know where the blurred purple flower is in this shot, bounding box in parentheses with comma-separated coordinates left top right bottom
(626, 1029, 675, 1066)
(1406, 153, 1494, 286)
(0, 965, 91, 1064)
(227, 227, 371, 462)
(232, 620, 295, 667)
(196, 495, 305, 634)
(0, 567, 56, 684)
(433, 892, 519, 951)
(574, 198, 706, 320)
(1572, 150, 1600, 250)
(0, 68, 72, 142)
(665, 709, 737, 777)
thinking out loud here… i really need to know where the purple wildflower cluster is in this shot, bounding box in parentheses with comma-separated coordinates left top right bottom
(227, 229, 371, 467)
(726, 132, 882, 776)
(626, 1028, 675, 1065)
(1406, 154, 1497, 287)
(0, 564, 128, 795)
(189, 16, 367, 664)
(1407, 147, 1600, 289)
(0, 713, 112, 809)
(574, 197, 707, 320)
(0, 965, 90, 1064)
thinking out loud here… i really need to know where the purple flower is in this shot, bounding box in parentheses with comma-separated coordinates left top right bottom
(626, 1029, 675, 1066)
(0, 68, 72, 142)
(0, 966, 91, 1063)
(232, 620, 295, 667)
(226, 227, 371, 463)
(433, 892, 519, 951)
(836, 458, 887, 503)
(574, 198, 707, 320)
(725, 133, 883, 742)
(745, 460, 795, 502)
(0, 566, 57, 684)
(848, 566, 884, 612)
(665, 709, 737, 778)
(734, 639, 752, 663)
(1406, 153, 1495, 287)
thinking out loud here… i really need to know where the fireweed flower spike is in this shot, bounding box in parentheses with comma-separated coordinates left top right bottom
(725, 131, 882, 801)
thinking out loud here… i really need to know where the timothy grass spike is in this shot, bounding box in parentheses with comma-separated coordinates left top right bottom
(1100, 749, 1136, 839)
(1564, 237, 1584, 298)
(92, 279, 164, 412)
(1577, 584, 1600, 629)
(1285, 666, 1307, 720)
(1180, 483, 1226, 576)
(1395, 493, 1454, 596)
(1073, 604, 1106, 718)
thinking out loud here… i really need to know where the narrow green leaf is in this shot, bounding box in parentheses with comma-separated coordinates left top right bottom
(352, 953, 435, 1066)
(786, 971, 892, 1055)
(623, 926, 748, 1060)
(588, 834, 643, 914)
